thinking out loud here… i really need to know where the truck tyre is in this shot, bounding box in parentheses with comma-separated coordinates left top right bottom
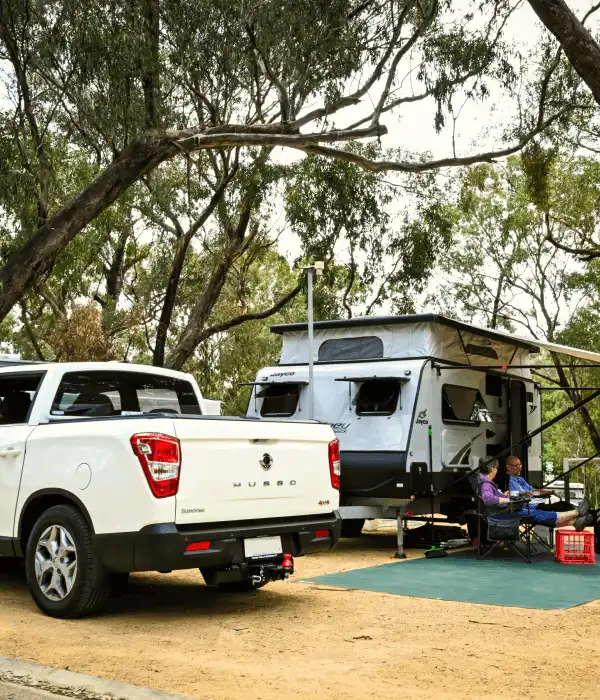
(341, 518, 365, 538)
(25, 505, 110, 618)
(200, 568, 269, 592)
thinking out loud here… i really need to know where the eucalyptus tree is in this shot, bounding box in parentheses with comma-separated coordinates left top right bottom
(0, 0, 576, 331)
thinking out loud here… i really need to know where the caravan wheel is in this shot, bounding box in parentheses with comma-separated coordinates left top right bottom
(341, 519, 365, 538)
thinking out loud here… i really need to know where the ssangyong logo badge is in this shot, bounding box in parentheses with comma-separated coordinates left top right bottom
(260, 453, 273, 471)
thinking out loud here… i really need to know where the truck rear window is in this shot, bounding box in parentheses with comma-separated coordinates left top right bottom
(51, 371, 201, 417)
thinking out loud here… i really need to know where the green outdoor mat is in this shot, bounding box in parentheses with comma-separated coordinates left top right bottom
(299, 552, 600, 609)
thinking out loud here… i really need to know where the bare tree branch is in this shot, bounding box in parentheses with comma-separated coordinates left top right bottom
(183, 278, 304, 351)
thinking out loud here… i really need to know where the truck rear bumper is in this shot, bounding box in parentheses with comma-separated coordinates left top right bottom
(94, 512, 341, 573)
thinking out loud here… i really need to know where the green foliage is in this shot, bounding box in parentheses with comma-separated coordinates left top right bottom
(0, 0, 587, 403)
(520, 142, 558, 210)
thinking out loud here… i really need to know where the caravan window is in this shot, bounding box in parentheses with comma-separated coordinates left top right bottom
(259, 384, 300, 417)
(442, 384, 489, 424)
(465, 344, 498, 360)
(356, 379, 400, 416)
(318, 336, 383, 362)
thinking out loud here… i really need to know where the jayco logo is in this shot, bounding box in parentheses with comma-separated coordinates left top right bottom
(331, 422, 351, 434)
(416, 409, 428, 425)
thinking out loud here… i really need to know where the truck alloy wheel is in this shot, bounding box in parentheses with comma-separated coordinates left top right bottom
(25, 504, 110, 618)
(34, 525, 78, 601)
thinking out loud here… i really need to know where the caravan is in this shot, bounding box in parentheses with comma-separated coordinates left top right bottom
(246, 314, 544, 537)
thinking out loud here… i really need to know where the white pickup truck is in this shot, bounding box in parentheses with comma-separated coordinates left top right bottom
(0, 361, 341, 618)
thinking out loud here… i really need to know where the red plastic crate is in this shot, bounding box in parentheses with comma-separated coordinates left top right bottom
(555, 528, 596, 565)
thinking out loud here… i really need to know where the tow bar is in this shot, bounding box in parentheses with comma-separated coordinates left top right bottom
(250, 554, 294, 584)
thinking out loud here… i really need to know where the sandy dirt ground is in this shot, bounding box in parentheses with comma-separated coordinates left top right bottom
(1, 530, 599, 700)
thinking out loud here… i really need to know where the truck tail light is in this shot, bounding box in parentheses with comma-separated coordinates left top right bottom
(329, 438, 340, 490)
(185, 541, 210, 552)
(131, 433, 181, 498)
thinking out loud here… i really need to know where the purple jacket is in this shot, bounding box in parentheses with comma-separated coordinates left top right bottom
(479, 474, 507, 505)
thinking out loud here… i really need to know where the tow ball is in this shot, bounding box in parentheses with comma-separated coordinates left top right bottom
(251, 553, 295, 583)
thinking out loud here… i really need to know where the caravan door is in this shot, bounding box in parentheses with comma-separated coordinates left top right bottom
(508, 378, 528, 473)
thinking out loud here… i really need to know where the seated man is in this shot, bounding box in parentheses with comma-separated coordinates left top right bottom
(479, 460, 592, 531)
(505, 455, 586, 513)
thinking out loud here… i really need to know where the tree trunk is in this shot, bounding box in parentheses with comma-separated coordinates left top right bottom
(165, 253, 236, 370)
(0, 122, 383, 325)
(152, 170, 234, 367)
(527, 0, 600, 107)
(166, 278, 304, 370)
(153, 236, 191, 367)
(0, 137, 174, 322)
(142, 0, 160, 129)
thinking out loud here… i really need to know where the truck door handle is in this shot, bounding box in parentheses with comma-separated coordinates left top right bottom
(0, 447, 20, 457)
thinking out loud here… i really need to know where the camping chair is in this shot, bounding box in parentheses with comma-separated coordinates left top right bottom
(519, 513, 555, 556)
(467, 473, 532, 563)
(500, 471, 555, 555)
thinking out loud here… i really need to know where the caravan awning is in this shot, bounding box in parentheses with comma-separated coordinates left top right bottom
(334, 376, 411, 382)
(461, 321, 600, 364)
(517, 337, 600, 364)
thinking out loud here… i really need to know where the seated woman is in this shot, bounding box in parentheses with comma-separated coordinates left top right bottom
(479, 460, 592, 531)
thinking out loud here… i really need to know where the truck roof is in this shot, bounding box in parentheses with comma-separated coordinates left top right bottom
(0, 361, 192, 380)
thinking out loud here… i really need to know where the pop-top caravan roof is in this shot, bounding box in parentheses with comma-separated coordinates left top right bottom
(271, 314, 541, 368)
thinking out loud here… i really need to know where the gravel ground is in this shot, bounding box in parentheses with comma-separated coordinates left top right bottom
(0, 683, 66, 700)
(1, 529, 599, 700)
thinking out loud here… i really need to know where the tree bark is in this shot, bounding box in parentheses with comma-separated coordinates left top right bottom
(527, 0, 600, 107)
(0, 136, 174, 322)
(163, 150, 269, 369)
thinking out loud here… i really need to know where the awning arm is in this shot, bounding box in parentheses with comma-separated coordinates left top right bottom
(543, 451, 600, 490)
(538, 387, 600, 391)
(432, 363, 600, 370)
(334, 376, 411, 382)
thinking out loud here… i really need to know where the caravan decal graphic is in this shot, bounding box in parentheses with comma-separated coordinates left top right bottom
(416, 409, 428, 425)
(449, 433, 484, 465)
(331, 422, 351, 434)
